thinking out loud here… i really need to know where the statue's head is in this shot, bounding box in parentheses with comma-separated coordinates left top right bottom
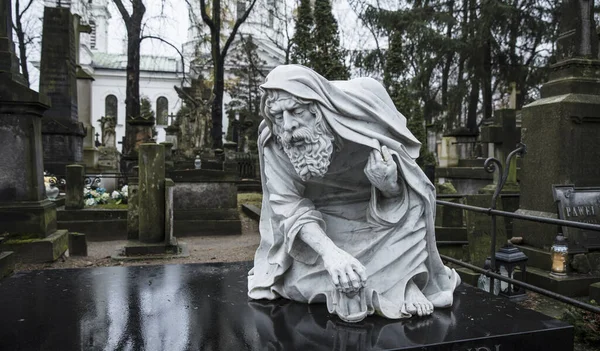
(262, 89, 339, 181)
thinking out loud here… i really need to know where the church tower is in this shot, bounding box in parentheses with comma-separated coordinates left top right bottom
(89, 0, 111, 52)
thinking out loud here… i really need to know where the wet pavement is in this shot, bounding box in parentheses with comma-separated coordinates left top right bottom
(0, 261, 573, 350)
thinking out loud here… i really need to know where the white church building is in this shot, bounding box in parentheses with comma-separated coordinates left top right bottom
(72, 0, 285, 152)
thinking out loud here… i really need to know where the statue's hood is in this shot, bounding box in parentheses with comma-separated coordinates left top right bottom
(260, 64, 422, 159)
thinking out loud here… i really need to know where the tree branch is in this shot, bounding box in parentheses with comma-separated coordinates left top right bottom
(20, 0, 34, 17)
(222, 0, 258, 57)
(112, 0, 131, 25)
(140, 35, 188, 86)
(198, 0, 215, 31)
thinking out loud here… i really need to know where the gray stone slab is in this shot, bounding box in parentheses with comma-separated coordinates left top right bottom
(0, 229, 68, 263)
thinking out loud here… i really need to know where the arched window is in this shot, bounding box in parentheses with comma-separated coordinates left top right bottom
(156, 96, 169, 125)
(105, 95, 118, 120)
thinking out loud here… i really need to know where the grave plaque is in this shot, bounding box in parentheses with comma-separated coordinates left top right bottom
(553, 185, 600, 253)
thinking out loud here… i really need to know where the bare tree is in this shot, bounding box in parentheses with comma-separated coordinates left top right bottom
(112, 0, 146, 159)
(12, 0, 36, 87)
(196, 0, 259, 149)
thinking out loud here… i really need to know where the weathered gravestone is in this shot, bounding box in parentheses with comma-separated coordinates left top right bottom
(39, 6, 86, 175)
(0, 0, 69, 264)
(115, 144, 186, 259)
(514, 0, 600, 251)
(553, 185, 600, 267)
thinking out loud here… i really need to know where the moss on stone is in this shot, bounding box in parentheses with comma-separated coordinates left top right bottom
(4, 233, 41, 244)
(94, 203, 128, 210)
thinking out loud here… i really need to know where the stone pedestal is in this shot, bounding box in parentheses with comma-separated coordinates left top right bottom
(115, 145, 186, 259)
(65, 165, 84, 210)
(514, 66, 600, 251)
(0, 1, 68, 263)
(77, 68, 99, 170)
(170, 169, 242, 236)
(514, 0, 600, 253)
(39, 6, 86, 175)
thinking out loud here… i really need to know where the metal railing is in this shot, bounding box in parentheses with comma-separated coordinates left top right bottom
(436, 142, 600, 315)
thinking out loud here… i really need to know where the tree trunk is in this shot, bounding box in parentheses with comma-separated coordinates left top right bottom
(14, 19, 29, 86)
(212, 63, 225, 149)
(121, 1, 145, 158)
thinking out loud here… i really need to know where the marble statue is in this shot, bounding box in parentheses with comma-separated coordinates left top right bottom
(248, 65, 461, 323)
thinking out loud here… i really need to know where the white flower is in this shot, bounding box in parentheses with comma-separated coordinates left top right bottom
(85, 198, 96, 206)
(111, 191, 120, 199)
(121, 185, 128, 193)
(90, 190, 99, 198)
(101, 193, 110, 200)
(84, 188, 90, 196)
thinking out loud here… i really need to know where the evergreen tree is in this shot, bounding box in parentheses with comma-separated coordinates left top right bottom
(290, 0, 314, 65)
(311, 0, 349, 80)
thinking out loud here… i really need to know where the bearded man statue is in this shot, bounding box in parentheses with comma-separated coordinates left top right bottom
(248, 65, 461, 323)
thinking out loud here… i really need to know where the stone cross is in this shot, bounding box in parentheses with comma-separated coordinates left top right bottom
(508, 82, 520, 110)
(168, 113, 176, 125)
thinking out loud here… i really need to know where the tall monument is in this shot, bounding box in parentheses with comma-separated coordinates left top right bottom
(39, 5, 86, 175)
(0, 0, 69, 263)
(514, 0, 600, 252)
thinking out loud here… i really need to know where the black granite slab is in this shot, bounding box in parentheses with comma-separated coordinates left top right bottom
(0, 262, 573, 351)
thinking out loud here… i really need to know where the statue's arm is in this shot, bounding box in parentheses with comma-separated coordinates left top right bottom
(263, 144, 366, 291)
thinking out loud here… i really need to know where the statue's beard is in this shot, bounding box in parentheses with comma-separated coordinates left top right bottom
(279, 124, 334, 181)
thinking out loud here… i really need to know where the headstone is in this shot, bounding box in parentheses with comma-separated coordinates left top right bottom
(553, 185, 600, 253)
(39, 6, 86, 175)
(138, 144, 165, 243)
(514, 0, 600, 251)
(65, 165, 84, 210)
(117, 147, 185, 258)
(0, 0, 68, 263)
(127, 166, 139, 240)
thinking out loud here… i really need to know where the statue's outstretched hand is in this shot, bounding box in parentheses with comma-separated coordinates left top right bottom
(322, 247, 367, 294)
(364, 144, 401, 198)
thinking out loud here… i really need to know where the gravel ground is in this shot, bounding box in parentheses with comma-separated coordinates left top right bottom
(13, 212, 260, 272)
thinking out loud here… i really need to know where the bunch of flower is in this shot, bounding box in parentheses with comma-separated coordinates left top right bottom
(111, 185, 129, 205)
(84, 187, 110, 206)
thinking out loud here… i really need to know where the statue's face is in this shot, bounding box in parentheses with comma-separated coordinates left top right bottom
(268, 96, 316, 146)
(265, 90, 335, 181)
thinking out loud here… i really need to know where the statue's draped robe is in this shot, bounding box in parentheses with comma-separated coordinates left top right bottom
(248, 65, 459, 319)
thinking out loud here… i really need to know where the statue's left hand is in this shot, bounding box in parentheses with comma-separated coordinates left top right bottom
(364, 144, 401, 198)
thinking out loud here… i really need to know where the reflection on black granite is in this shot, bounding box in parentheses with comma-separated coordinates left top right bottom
(249, 300, 456, 350)
(0, 262, 573, 351)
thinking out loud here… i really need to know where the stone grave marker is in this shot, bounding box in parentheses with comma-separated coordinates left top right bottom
(39, 6, 86, 175)
(553, 185, 600, 253)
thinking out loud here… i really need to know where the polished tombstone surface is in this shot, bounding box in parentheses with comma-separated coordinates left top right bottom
(0, 262, 573, 351)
